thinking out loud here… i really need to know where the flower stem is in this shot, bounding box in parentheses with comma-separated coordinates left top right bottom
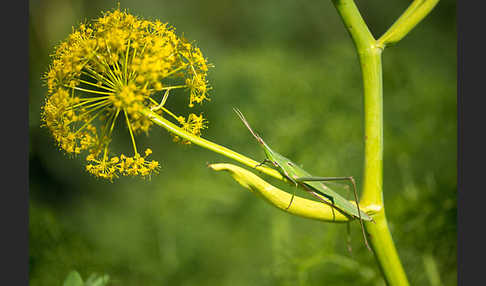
(140, 108, 283, 181)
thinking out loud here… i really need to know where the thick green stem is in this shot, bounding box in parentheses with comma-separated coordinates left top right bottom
(332, 0, 408, 285)
(358, 46, 409, 286)
(359, 50, 384, 209)
(359, 50, 411, 286)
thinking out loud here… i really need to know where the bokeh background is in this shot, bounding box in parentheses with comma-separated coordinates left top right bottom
(29, 0, 456, 285)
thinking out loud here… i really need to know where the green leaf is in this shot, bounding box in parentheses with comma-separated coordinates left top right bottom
(62, 270, 110, 286)
(63, 271, 84, 286)
(85, 273, 110, 286)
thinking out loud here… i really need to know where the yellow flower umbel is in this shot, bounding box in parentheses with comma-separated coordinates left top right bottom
(42, 8, 211, 181)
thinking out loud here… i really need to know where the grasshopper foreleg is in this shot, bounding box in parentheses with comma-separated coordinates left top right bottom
(255, 158, 272, 168)
(285, 185, 297, 210)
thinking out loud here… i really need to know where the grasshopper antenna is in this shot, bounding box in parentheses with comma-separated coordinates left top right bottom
(233, 108, 265, 145)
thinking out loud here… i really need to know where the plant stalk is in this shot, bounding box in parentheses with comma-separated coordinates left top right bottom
(332, 0, 409, 285)
(140, 108, 284, 181)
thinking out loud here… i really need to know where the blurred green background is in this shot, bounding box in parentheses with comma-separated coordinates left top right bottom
(29, 0, 456, 285)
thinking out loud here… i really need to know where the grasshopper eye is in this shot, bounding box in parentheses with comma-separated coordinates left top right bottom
(287, 162, 294, 167)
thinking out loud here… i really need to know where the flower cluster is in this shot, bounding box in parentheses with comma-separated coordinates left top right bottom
(172, 113, 208, 144)
(85, 149, 159, 180)
(42, 8, 212, 180)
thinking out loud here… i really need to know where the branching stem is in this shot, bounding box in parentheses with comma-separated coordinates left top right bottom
(331, 0, 437, 284)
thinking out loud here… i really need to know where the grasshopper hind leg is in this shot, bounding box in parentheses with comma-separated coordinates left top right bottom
(296, 176, 372, 252)
(347, 177, 372, 252)
(285, 193, 295, 210)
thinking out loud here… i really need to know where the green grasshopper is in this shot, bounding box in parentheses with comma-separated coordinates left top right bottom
(233, 108, 373, 251)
